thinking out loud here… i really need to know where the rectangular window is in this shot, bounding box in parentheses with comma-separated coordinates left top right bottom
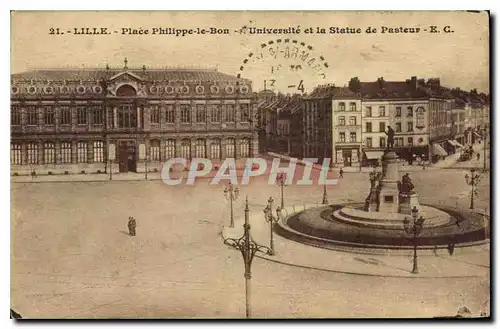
(27, 107, 37, 125)
(226, 138, 235, 158)
(77, 141, 87, 163)
(11, 106, 21, 125)
(225, 104, 235, 122)
(180, 105, 191, 123)
(196, 104, 206, 123)
(396, 107, 401, 117)
(379, 106, 386, 117)
(408, 137, 414, 145)
(93, 141, 104, 162)
(150, 106, 160, 124)
(240, 139, 250, 158)
(77, 107, 87, 125)
(339, 132, 346, 143)
(60, 107, 71, 125)
(44, 142, 55, 164)
(365, 107, 372, 117)
(118, 105, 136, 128)
(210, 140, 221, 159)
(60, 142, 72, 164)
(92, 107, 103, 125)
(379, 122, 386, 133)
(339, 116, 345, 126)
(366, 122, 372, 132)
(349, 102, 356, 112)
(211, 105, 222, 123)
(165, 105, 175, 123)
(27, 143, 38, 164)
(165, 140, 176, 159)
(11, 143, 22, 165)
(240, 104, 250, 122)
(150, 140, 160, 161)
(44, 108, 55, 125)
(195, 139, 206, 158)
(349, 116, 356, 126)
(407, 122, 414, 132)
(350, 132, 357, 143)
(366, 137, 372, 148)
(338, 102, 345, 112)
(407, 107, 414, 117)
(380, 137, 386, 148)
(395, 122, 402, 132)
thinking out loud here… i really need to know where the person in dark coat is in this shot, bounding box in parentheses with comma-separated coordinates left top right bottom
(339, 168, 344, 179)
(128, 217, 136, 236)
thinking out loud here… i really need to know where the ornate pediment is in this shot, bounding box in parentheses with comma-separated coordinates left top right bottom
(109, 71, 145, 83)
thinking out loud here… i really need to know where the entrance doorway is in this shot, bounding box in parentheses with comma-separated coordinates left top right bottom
(342, 149, 352, 166)
(118, 141, 137, 173)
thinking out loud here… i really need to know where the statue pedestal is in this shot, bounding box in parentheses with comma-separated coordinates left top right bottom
(377, 151, 400, 213)
(398, 193, 420, 215)
(365, 187, 379, 212)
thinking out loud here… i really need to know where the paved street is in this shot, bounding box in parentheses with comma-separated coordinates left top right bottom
(11, 168, 490, 318)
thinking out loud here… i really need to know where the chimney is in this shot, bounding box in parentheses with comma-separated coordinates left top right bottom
(377, 77, 385, 89)
(410, 76, 417, 90)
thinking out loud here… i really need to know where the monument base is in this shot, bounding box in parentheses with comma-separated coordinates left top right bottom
(398, 193, 420, 215)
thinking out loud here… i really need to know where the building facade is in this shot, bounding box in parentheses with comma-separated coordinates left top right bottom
(10, 63, 257, 175)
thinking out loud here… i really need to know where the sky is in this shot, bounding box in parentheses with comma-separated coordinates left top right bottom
(10, 11, 490, 94)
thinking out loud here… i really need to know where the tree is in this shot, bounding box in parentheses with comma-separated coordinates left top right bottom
(348, 77, 361, 93)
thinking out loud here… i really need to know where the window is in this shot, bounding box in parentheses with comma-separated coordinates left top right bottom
(338, 116, 345, 126)
(350, 132, 357, 143)
(339, 132, 346, 143)
(181, 139, 191, 159)
(349, 116, 356, 126)
(44, 108, 55, 125)
(27, 143, 38, 164)
(380, 137, 386, 148)
(118, 105, 137, 128)
(196, 104, 206, 123)
(150, 106, 160, 124)
(180, 105, 191, 123)
(395, 107, 401, 117)
(240, 138, 250, 157)
(165, 139, 176, 159)
(395, 138, 404, 147)
(379, 106, 386, 117)
(77, 141, 87, 163)
(349, 102, 357, 112)
(92, 106, 103, 125)
(395, 122, 402, 132)
(77, 107, 87, 125)
(211, 105, 222, 123)
(407, 106, 413, 117)
(27, 107, 37, 125)
(11, 106, 21, 125)
(225, 104, 235, 122)
(408, 137, 414, 146)
(366, 122, 372, 132)
(44, 142, 55, 164)
(365, 107, 372, 117)
(11, 143, 22, 165)
(338, 102, 345, 112)
(366, 137, 372, 148)
(93, 141, 104, 162)
(240, 104, 250, 122)
(226, 138, 236, 158)
(149, 140, 160, 161)
(210, 139, 221, 159)
(195, 139, 206, 158)
(60, 142, 72, 164)
(407, 122, 414, 132)
(379, 122, 385, 133)
(165, 106, 175, 123)
(60, 107, 71, 125)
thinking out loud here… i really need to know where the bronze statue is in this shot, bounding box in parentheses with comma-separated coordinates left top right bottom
(386, 126, 395, 149)
(398, 173, 415, 194)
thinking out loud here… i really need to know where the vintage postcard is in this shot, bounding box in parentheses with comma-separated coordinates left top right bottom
(10, 11, 490, 319)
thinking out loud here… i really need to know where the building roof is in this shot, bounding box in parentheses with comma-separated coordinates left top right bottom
(11, 68, 249, 83)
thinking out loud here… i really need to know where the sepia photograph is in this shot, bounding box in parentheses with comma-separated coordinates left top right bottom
(9, 10, 491, 319)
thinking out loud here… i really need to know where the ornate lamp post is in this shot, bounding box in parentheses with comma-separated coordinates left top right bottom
(403, 206, 425, 274)
(145, 155, 150, 180)
(322, 184, 328, 205)
(224, 183, 239, 228)
(263, 197, 282, 256)
(223, 197, 272, 319)
(465, 169, 482, 209)
(276, 173, 287, 209)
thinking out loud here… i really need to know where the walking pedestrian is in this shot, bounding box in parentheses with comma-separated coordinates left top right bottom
(128, 217, 136, 236)
(339, 168, 344, 179)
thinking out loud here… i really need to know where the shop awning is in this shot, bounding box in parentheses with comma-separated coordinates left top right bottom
(364, 151, 384, 160)
(432, 143, 448, 157)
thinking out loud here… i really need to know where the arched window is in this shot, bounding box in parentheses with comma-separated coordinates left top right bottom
(61, 142, 72, 164)
(27, 142, 38, 164)
(165, 139, 176, 160)
(210, 139, 221, 159)
(240, 138, 250, 158)
(181, 139, 191, 160)
(225, 138, 235, 158)
(44, 142, 55, 164)
(116, 84, 137, 97)
(150, 139, 160, 161)
(195, 139, 206, 158)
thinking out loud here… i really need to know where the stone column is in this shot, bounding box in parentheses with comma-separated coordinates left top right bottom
(137, 106, 141, 128)
(113, 107, 118, 128)
(220, 137, 227, 159)
(71, 140, 77, 164)
(38, 140, 44, 165)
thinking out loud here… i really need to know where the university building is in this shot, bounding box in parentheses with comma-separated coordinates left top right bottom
(10, 61, 257, 175)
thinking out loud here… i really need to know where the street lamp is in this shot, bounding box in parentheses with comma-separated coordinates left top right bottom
(263, 197, 282, 256)
(276, 173, 287, 209)
(145, 155, 150, 180)
(403, 206, 426, 274)
(224, 183, 239, 228)
(465, 169, 482, 209)
(322, 184, 328, 205)
(223, 197, 272, 319)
